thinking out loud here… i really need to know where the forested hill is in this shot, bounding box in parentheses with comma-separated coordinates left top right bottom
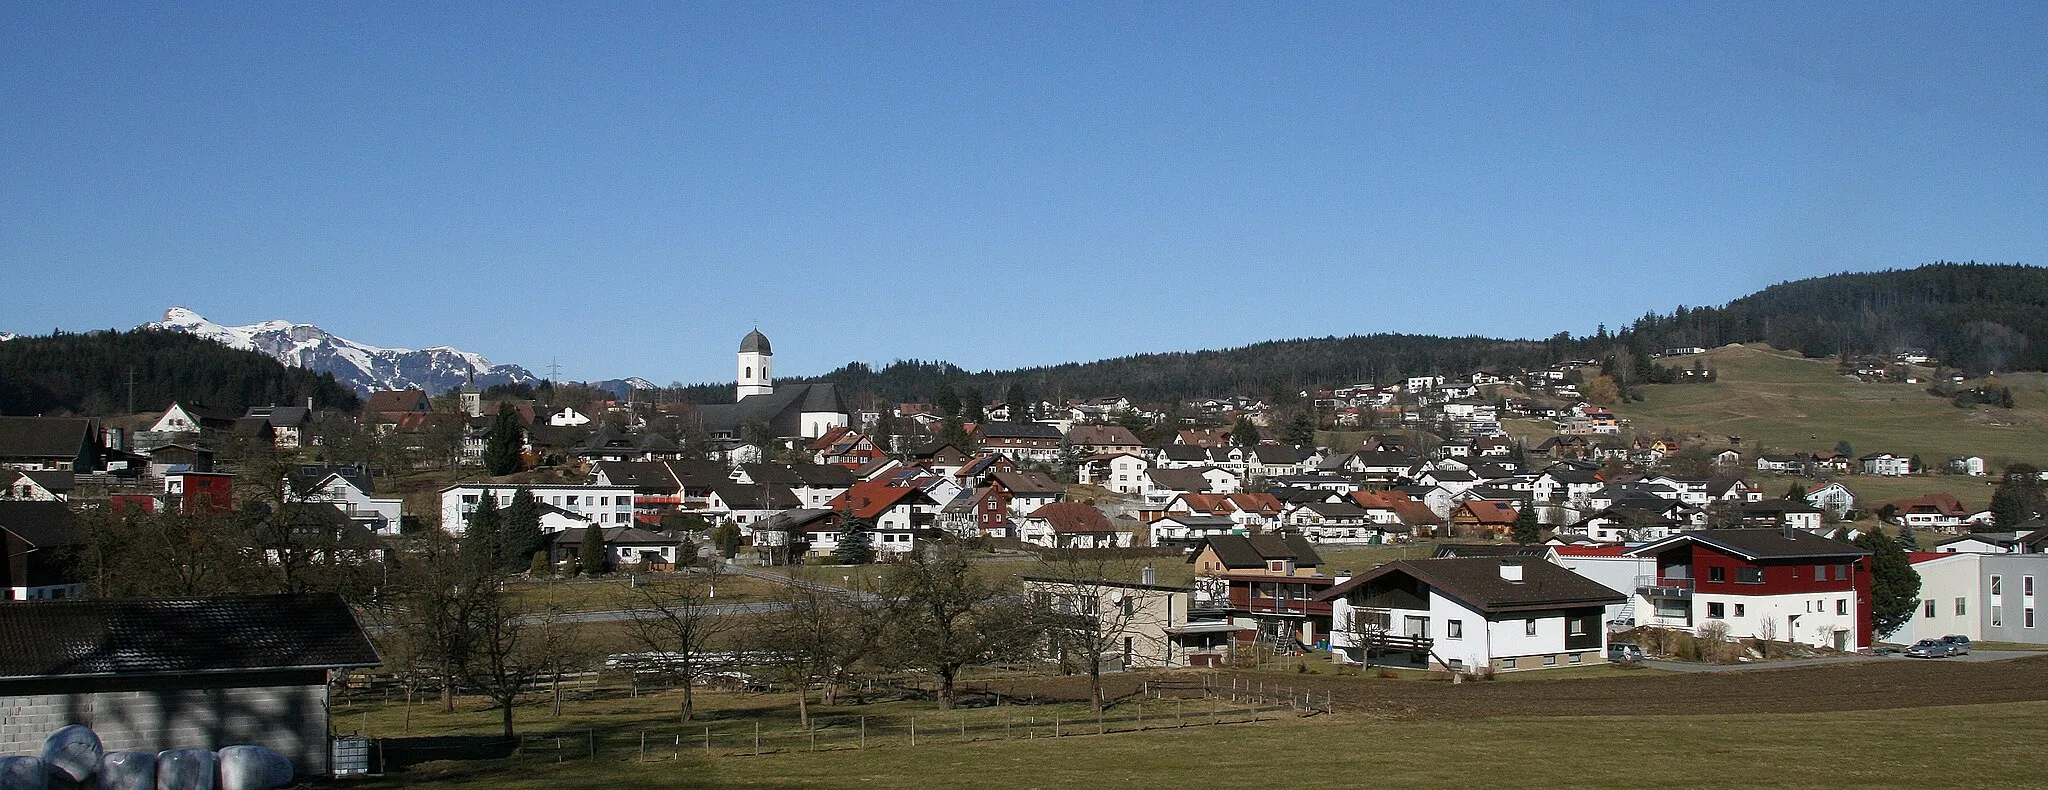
(0, 329, 360, 417)
(1618, 262, 2048, 375)
(670, 261, 2046, 406)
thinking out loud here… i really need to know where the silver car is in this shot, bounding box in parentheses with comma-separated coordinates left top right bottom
(1939, 635, 1972, 655)
(1904, 639, 1954, 658)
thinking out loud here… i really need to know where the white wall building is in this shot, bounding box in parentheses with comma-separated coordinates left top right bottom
(439, 483, 637, 535)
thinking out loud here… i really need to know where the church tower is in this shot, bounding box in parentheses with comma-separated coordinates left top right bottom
(737, 329, 773, 401)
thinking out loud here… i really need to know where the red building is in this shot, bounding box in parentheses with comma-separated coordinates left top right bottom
(1625, 529, 1874, 651)
(164, 470, 235, 514)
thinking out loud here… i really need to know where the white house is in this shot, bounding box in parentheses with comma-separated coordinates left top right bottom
(439, 483, 637, 535)
(298, 468, 404, 536)
(1018, 502, 1134, 549)
(1860, 453, 1912, 477)
(549, 406, 592, 427)
(1317, 557, 1624, 672)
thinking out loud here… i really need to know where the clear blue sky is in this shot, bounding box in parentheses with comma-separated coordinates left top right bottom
(4, 3, 2044, 385)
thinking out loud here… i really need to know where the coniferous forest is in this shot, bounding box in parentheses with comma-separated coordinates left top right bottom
(5, 262, 2043, 415)
(0, 328, 360, 417)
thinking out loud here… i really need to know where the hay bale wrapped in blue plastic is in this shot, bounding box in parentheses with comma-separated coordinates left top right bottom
(41, 724, 102, 783)
(0, 755, 49, 790)
(98, 752, 156, 790)
(213, 746, 290, 790)
(152, 749, 215, 790)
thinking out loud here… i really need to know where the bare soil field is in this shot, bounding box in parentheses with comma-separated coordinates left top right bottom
(982, 654, 2048, 720)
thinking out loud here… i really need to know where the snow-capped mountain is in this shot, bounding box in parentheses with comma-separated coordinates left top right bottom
(147, 307, 540, 396)
(589, 377, 659, 399)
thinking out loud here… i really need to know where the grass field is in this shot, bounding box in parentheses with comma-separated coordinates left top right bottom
(505, 573, 785, 613)
(360, 703, 2048, 789)
(1615, 344, 2048, 466)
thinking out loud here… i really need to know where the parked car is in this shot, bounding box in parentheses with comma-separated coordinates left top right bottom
(1606, 642, 1643, 663)
(1939, 635, 1971, 655)
(1904, 639, 1954, 658)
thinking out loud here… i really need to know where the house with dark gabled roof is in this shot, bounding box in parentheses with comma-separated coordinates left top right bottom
(1623, 528, 1873, 650)
(0, 593, 379, 774)
(0, 417, 102, 472)
(0, 501, 82, 600)
(1018, 502, 1132, 549)
(1185, 533, 1336, 651)
(1317, 557, 1624, 672)
(972, 422, 1065, 464)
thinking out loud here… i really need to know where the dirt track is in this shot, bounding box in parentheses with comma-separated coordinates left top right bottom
(985, 655, 2048, 719)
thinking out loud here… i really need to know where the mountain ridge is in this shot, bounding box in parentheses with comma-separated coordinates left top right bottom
(146, 307, 539, 397)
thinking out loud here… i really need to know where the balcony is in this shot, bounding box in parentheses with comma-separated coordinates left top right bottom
(1635, 575, 1694, 599)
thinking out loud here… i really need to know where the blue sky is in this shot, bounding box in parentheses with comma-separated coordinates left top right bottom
(4, 3, 2045, 385)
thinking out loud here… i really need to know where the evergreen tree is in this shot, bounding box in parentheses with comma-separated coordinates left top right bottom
(1230, 417, 1261, 449)
(464, 496, 504, 572)
(833, 519, 875, 565)
(1006, 380, 1036, 422)
(1908, 454, 1924, 474)
(961, 388, 986, 423)
(1283, 411, 1316, 446)
(502, 489, 543, 572)
(1990, 482, 2034, 531)
(935, 383, 961, 419)
(577, 523, 609, 575)
(1895, 523, 1920, 551)
(484, 405, 524, 476)
(1784, 482, 1807, 503)
(528, 550, 550, 577)
(1511, 502, 1541, 545)
(1834, 440, 1854, 458)
(1854, 530, 1922, 640)
(711, 522, 742, 559)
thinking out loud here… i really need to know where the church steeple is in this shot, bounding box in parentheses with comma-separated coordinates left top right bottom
(737, 328, 773, 401)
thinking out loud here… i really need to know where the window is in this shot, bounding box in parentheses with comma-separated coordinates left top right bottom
(1836, 599, 1847, 616)
(2028, 607, 2038, 628)
(1708, 602, 1726, 619)
(1993, 606, 2004, 627)
(1992, 575, 2003, 596)
(1570, 652, 1584, 664)
(1526, 619, 1538, 636)
(1957, 598, 1967, 616)
(1925, 600, 1937, 618)
(1543, 654, 1557, 667)
(1737, 567, 1764, 584)
(1501, 658, 1516, 669)
(2029, 576, 2037, 596)
(1734, 604, 1746, 617)
(1447, 620, 1464, 639)
(1834, 564, 1848, 581)
(1813, 564, 1826, 580)
(1568, 617, 1589, 637)
(1708, 567, 1726, 583)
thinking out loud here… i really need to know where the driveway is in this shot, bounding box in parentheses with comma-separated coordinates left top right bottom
(1641, 649, 2044, 672)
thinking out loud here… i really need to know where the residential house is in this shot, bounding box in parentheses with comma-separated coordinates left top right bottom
(295, 465, 404, 536)
(0, 470, 72, 502)
(440, 483, 637, 535)
(363, 390, 431, 425)
(988, 469, 1065, 518)
(1894, 552, 2048, 645)
(1449, 500, 1522, 540)
(1078, 452, 1151, 495)
(1150, 514, 1243, 551)
(1186, 534, 1335, 651)
(242, 405, 313, 449)
(973, 422, 1066, 465)
(0, 417, 103, 472)
(809, 427, 887, 468)
(546, 525, 685, 570)
(1948, 456, 1989, 477)
(825, 479, 940, 535)
(1737, 500, 1825, 532)
(145, 403, 237, 438)
(1065, 424, 1145, 458)
(0, 501, 82, 600)
(1624, 529, 1873, 651)
(1885, 493, 1972, 533)
(1022, 575, 1245, 669)
(1018, 502, 1133, 549)
(1802, 482, 1857, 520)
(1755, 455, 1810, 475)
(1860, 453, 1913, 477)
(163, 469, 235, 514)
(1318, 558, 1623, 672)
(1281, 501, 1380, 545)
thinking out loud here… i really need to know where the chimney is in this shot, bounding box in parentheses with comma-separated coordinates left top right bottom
(1141, 566, 1156, 585)
(1782, 521, 1796, 540)
(1499, 559, 1524, 582)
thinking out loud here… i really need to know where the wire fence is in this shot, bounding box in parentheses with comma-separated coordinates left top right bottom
(500, 677, 1337, 762)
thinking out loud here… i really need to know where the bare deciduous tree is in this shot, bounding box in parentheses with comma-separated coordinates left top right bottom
(1026, 551, 1162, 713)
(623, 568, 741, 723)
(880, 545, 1038, 710)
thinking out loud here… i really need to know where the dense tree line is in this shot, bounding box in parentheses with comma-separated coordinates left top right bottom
(653, 262, 2048, 409)
(0, 328, 358, 416)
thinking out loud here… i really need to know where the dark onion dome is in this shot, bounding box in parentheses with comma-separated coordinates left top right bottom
(740, 329, 771, 354)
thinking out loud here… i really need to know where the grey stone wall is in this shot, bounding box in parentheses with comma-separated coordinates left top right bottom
(0, 675, 331, 774)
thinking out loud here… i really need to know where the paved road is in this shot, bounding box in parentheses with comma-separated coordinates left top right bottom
(1641, 649, 2043, 673)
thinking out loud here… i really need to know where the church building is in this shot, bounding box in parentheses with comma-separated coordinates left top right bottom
(696, 329, 850, 442)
